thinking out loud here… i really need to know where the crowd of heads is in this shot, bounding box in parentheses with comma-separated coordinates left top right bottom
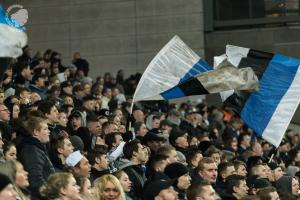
(0, 46, 299, 200)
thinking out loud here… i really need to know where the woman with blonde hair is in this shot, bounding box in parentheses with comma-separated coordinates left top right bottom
(40, 172, 81, 200)
(113, 170, 133, 200)
(0, 160, 30, 200)
(92, 174, 125, 200)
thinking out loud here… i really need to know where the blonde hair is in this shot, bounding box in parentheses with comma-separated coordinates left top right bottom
(0, 160, 30, 200)
(40, 172, 74, 200)
(92, 174, 125, 200)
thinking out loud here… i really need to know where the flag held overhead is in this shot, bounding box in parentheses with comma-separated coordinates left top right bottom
(224, 45, 300, 147)
(0, 5, 27, 58)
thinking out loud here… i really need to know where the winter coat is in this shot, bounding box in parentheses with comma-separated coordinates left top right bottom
(18, 136, 55, 200)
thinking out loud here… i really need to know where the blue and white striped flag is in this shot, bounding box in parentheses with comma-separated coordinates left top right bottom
(224, 45, 300, 147)
(0, 5, 27, 58)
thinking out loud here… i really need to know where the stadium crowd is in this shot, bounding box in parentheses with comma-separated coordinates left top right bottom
(0, 46, 300, 200)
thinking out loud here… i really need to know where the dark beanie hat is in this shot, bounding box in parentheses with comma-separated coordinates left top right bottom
(164, 162, 189, 179)
(169, 128, 186, 146)
(143, 179, 174, 200)
(0, 173, 12, 191)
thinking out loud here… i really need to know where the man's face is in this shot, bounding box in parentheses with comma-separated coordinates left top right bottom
(236, 165, 247, 177)
(137, 123, 148, 136)
(175, 133, 189, 149)
(292, 178, 299, 196)
(167, 150, 178, 164)
(88, 121, 101, 135)
(77, 156, 91, 178)
(59, 138, 74, 158)
(256, 165, 268, 179)
(199, 185, 221, 200)
(177, 174, 191, 190)
(46, 106, 59, 124)
(242, 135, 251, 148)
(234, 180, 248, 197)
(83, 100, 95, 111)
(0, 105, 10, 122)
(273, 167, 284, 181)
(134, 144, 148, 164)
(63, 85, 73, 95)
(34, 122, 50, 143)
(199, 163, 218, 183)
(35, 77, 45, 87)
(152, 118, 160, 129)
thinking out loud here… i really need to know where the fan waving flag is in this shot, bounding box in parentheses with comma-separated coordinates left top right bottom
(0, 5, 27, 58)
(133, 35, 212, 102)
(224, 45, 300, 147)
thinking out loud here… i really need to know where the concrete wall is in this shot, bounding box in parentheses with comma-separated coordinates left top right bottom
(205, 26, 300, 125)
(2, 0, 205, 78)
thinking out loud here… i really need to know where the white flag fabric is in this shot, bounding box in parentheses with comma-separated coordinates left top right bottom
(0, 5, 27, 58)
(133, 35, 212, 102)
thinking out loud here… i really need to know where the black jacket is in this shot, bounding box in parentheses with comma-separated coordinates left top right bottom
(18, 137, 55, 200)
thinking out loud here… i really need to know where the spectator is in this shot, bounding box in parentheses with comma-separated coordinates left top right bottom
(88, 148, 110, 182)
(0, 173, 17, 200)
(257, 186, 280, 200)
(75, 176, 92, 200)
(18, 117, 55, 199)
(224, 175, 249, 200)
(3, 141, 17, 161)
(65, 150, 91, 179)
(192, 157, 218, 185)
(187, 180, 221, 200)
(143, 179, 178, 200)
(114, 170, 134, 200)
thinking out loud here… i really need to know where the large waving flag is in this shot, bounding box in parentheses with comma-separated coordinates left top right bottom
(224, 45, 300, 147)
(133, 35, 212, 102)
(0, 5, 27, 58)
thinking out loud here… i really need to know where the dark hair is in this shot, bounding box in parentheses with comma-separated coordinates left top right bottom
(123, 139, 141, 160)
(218, 162, 234, 180)
(226, 174, 245, 194)
(133, 121, 144, 133)
(105, 132, 121, 151)
(3, 141, 16, 156)
(148, 154, 168, 171)
(257, 186, 277, 200)
(37, 101, 56, 115)
(87, 147, 107, 166)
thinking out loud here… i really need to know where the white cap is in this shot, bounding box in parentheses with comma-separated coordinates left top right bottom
(65, 150, 83, 167)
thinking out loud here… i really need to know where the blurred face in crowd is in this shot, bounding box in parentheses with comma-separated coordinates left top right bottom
(88, 121, 101, 135)
(268, 191, 280, 200)
(0, 184, 17, 200)
(167, 150, 178, 164)
(97, 154, 109, 170)
(30, 92, 41, 104)
(252, 142, 263, 156)
(34, 122, 50, 143)
(83, 84, 92, 95)
(12, 104, 20, 120)
(241, 135, 251, 148)
(58, 112, 68, 127)
(292, 177, 299, 196)
(64, 96, 74, 106)
(0, 104, 10, 122)
(81, 178, 92, 200)
(75, 156, 91, 178)
(177, 174, 191, 190)
(72, 116, 82, 131)
(63, 85, 73, 95)
(58, 138, 74, 158)
(236, 164, 247, 177)
(83, 100, 95, 111)
(255, 165, 268, 179)
(191, 153, 203, 168)
(199, 163, 218, 184)
(4, 145, 17, 161)
(20, 90, 31, 102)
(152, 118, 161, 129)
(156, 187, 178, 200)
(134, 143, 148, 164)
(60, 176, 80, 200)
(222, 166, 236, 180)
(102, 181, 120, 200)
(0, 92, 4, 104)
(211, 153, 221, 166)
(137, 123, 147, 137)
(119, 172, 132, 192)
(46, 106, 59, 124)
(233, 180, 248, 198)
(15, 162, 29, 188)
(35, 77, 45, 87)
(175, 133, 189, 149)
(198, 185, 220, 200)
(133, 110, 145, 123)
(273, 167, 284, 181)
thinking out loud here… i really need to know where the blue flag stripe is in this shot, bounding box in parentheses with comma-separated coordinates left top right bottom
(241, 54, 300, 138)
(179, 59, 212, 83)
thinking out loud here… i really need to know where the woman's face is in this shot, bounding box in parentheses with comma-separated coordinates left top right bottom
(59, 112, 68, 127)
(4, 145, 17, 161)
(15, 162, 29, 188)
(81, 179, 92, 200)
(12, 104, 20, 119)
(102, 181, 120, 200)
(119, 172, 132, 192)
(61, 176, 80, 200)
